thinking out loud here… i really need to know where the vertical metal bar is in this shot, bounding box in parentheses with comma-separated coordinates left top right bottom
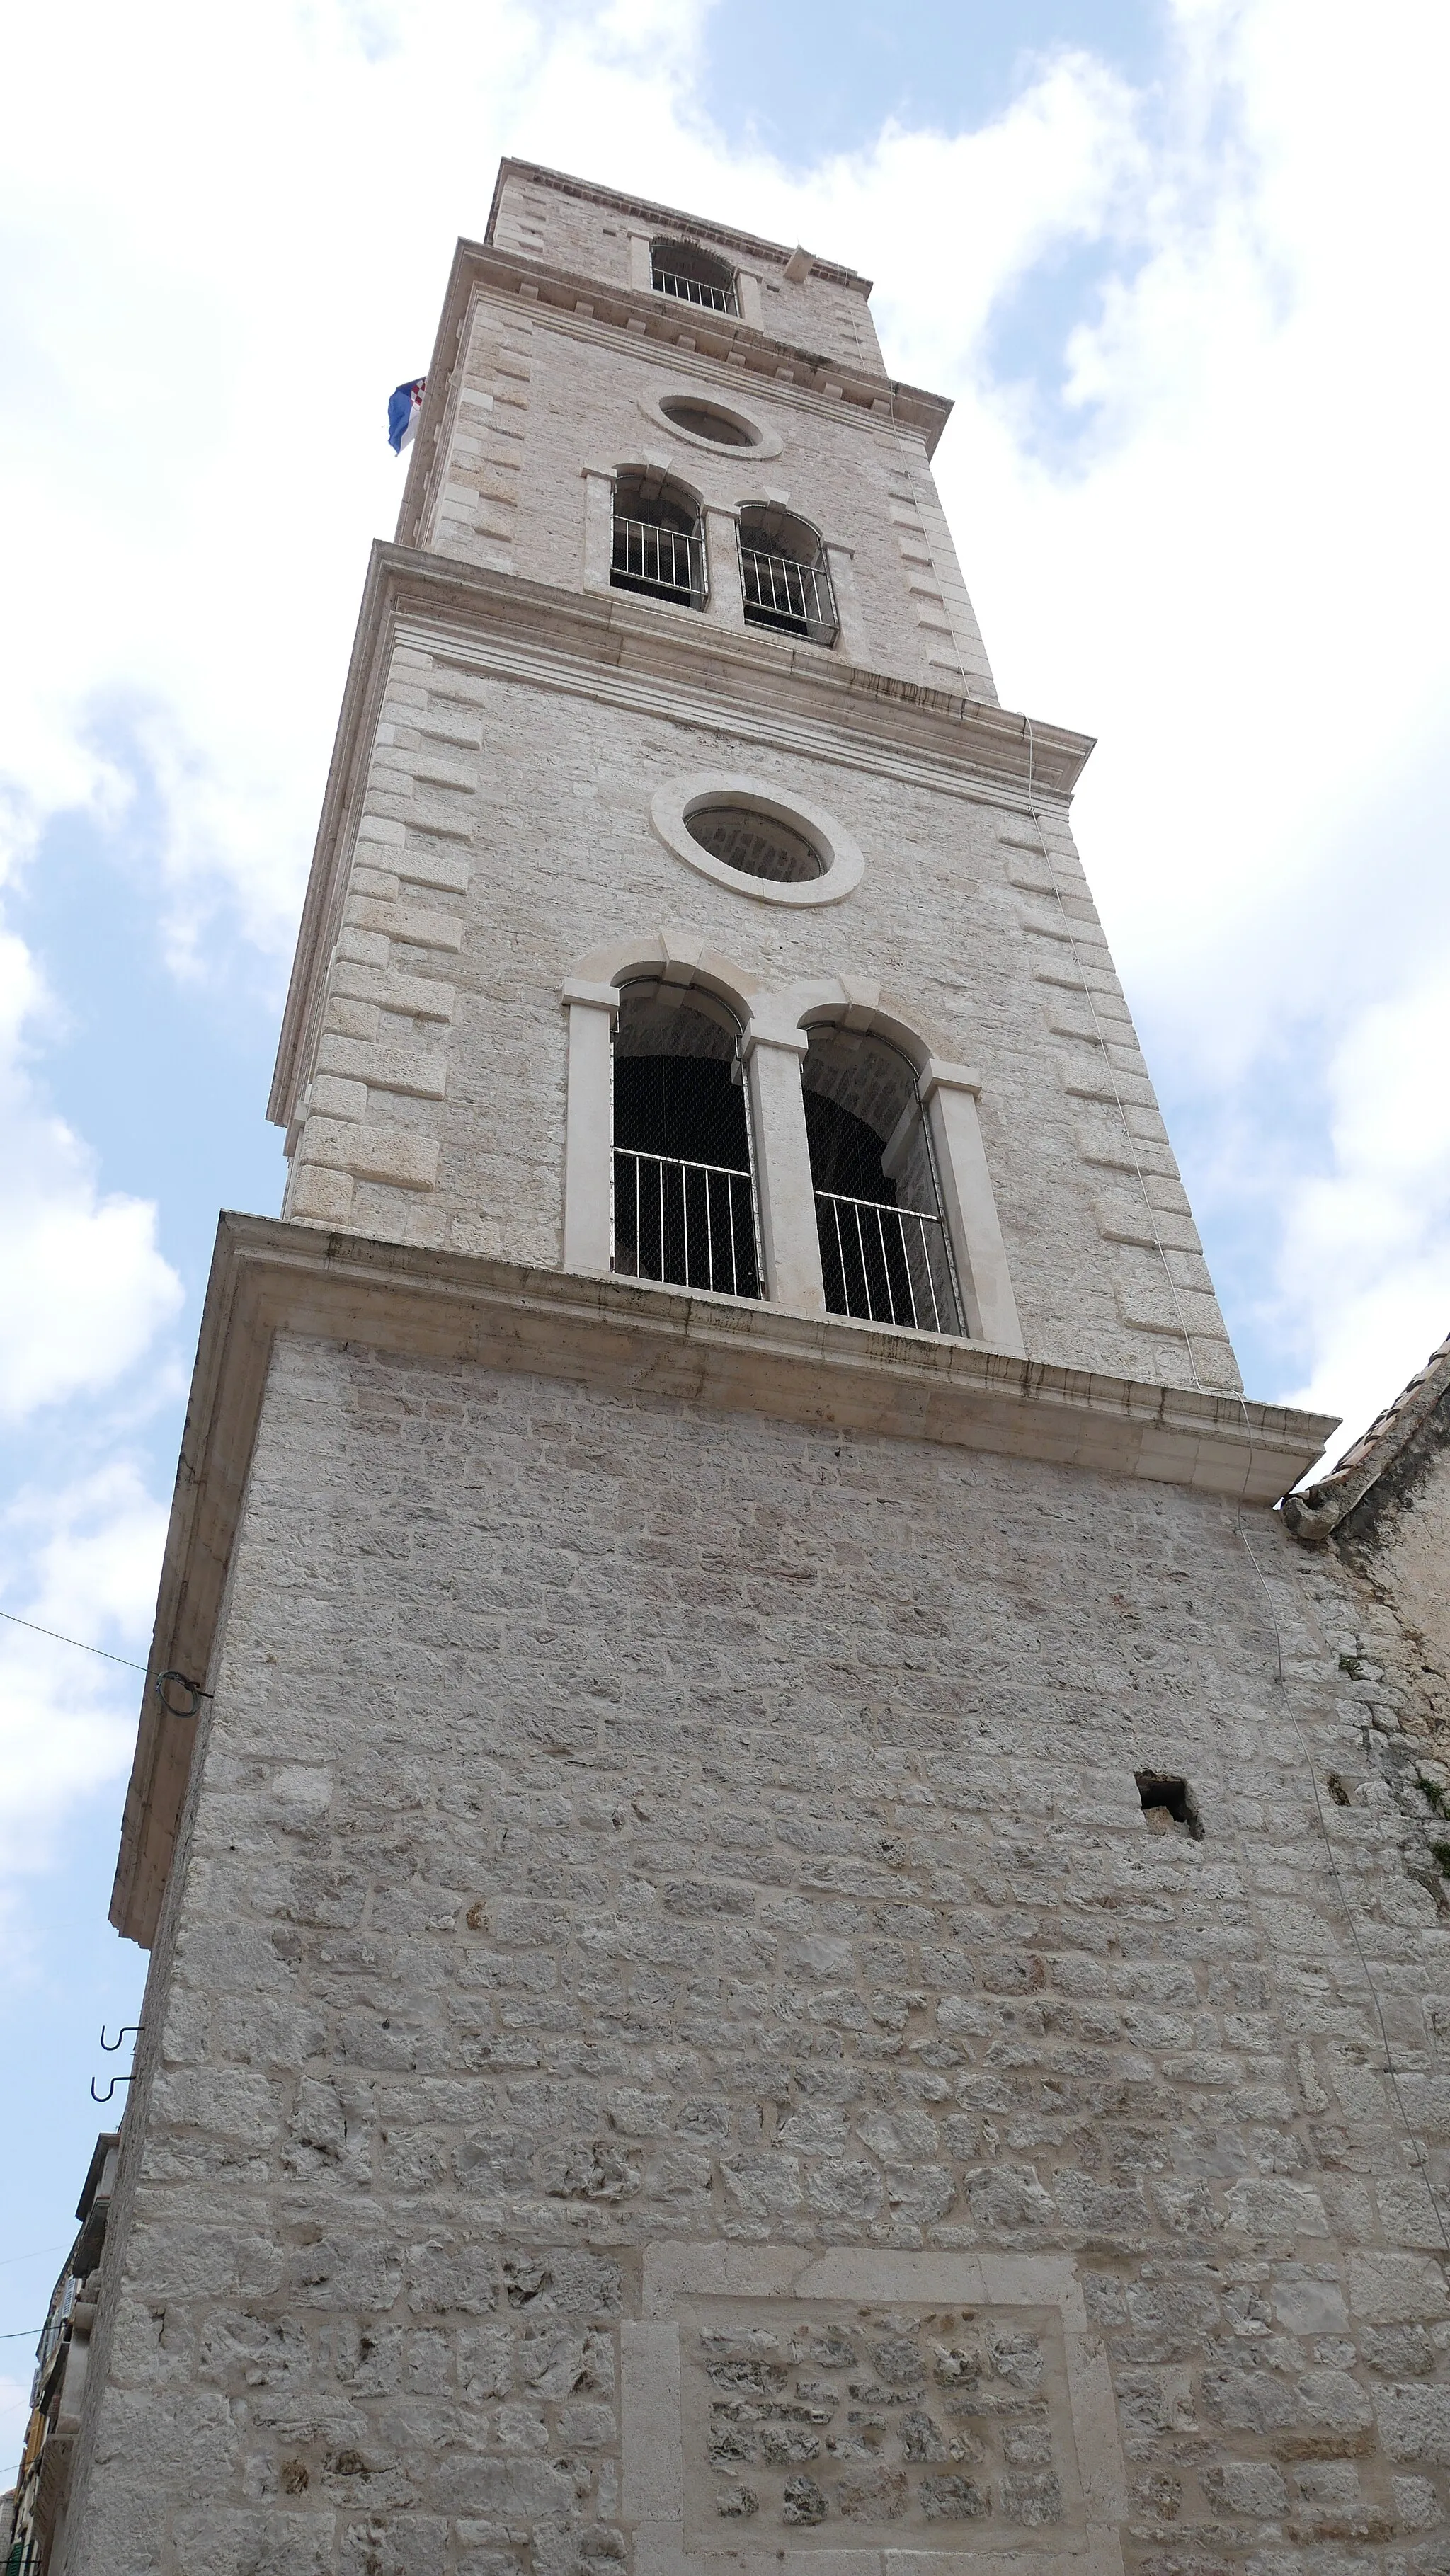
(728, 1173, 739, 1297)
(682, 1153, 692, 1287)
(852, 1200, 868, 1320)
(704, 1164, 715, 1290)
(656, 1157, 664, 1283)
(923, 1218, 942, 1334)
(883, 1206, 903, 1327)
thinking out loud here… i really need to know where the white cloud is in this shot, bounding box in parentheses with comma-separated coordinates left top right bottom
(1279, 956, 1450, 1445)
(0, 931, 183, 1422)
(0, 1464, 165, 1971)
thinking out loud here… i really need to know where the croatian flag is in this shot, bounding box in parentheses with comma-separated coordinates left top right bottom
(388, 378, 426, 454)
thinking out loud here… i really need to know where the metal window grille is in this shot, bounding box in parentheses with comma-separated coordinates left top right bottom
(614, 1149, 761, 1300)
(815, 1190, 960, 1335)
(739, 543, 838, 647)
(651, 265, 738, 316)
(611, 514, 706, 607)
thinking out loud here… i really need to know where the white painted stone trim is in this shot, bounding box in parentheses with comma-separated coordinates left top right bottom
(562, 986, 618, 1275)
(735, 268, 764, 331)
(920, 1060, 1027, 1356)
(650, 774, 865, 908)
(739, 1027, 826, 1315)
(826, 538, 870, 666)
(580, 464, 615, 594)
(702, 509, 748, 632)
(638, 382, 783, 461)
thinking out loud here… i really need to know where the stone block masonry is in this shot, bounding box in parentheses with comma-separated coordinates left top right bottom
(280, 626, 1238, 1394)
(47, 160, 1450, 2576)
(64, 1329, 1450, 2575)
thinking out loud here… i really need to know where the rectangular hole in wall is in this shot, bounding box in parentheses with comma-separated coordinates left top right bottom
(1136, 1772, 1204, 1840)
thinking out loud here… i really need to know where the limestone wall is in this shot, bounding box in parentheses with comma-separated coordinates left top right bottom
(489, 169, 889, 384)
(63, 1332, 1450, 2575)
(283, 641, 1237, 1392)
(1342, 1438, 1450, 1727)
(421, 287, 991, 699)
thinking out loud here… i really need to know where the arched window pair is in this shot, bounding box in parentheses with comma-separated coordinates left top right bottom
(610, 980, 961, 1336)
(609, 472, 838, 648)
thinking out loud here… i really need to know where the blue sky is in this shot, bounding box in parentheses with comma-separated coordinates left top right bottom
(699, 0, 1165, 159)
(4, 0, 1450, 2456)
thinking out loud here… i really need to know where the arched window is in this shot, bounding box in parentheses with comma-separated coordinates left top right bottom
(737, 505, 838, 648)
(610, 467, 707, 611)
(612, 980, 762, 1300)
(802, 1025, 962, 1334)
(650, 236, 739, 316)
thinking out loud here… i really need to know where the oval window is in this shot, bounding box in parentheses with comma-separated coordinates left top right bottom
(685, 802, 824, 885)
(659, 395, 757, 449)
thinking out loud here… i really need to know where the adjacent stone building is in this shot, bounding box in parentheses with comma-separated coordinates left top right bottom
(44, 165, 1450, 2576)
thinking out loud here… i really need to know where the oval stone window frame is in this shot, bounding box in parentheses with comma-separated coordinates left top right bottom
(639, 382, 782, 462)
(650, 773, 864, 908)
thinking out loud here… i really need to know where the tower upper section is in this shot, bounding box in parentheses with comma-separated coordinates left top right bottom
(268, 162, 1248, 1405)
(396, 161, 998, 699)
(490, 161, 890, 378)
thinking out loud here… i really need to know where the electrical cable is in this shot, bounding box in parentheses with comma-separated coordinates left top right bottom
(0, 1609, 146, 1672)
(1020, 714, 1449, 2252)
(0, 1610, 209, 1722)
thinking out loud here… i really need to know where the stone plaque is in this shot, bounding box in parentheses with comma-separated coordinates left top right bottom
(678, 2299, 1085, 2552)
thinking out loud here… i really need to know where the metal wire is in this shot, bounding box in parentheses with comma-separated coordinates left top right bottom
(1019, 715, 1449, 2250)
(0, 1608, 146, 1671)
(1229, 1487, 1450, 2252)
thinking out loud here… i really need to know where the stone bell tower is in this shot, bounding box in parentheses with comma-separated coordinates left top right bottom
(54, 163, 1450, 2576)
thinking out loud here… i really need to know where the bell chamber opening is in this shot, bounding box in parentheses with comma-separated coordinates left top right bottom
(802, 1026, 964, 1337)
(612, 982, 762, 1302)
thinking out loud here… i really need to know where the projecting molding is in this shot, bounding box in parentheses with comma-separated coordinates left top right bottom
(111, 1213, 1338, 1950)
(267, 542, 1095, 1134)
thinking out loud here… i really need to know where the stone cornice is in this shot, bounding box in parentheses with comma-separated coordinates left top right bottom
(396, 236, 947, 556)
(111, 1213, 1338, 1950)
(268, 544, 1094, 1133)
(486, 157, 874, 295)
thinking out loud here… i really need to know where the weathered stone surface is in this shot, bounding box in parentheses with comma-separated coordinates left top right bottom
(59, 1334, 1450, 2571)
(50, 162, 1450, 2576)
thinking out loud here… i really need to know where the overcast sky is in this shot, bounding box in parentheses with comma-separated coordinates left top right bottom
(4, 0, 1450, 2450)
